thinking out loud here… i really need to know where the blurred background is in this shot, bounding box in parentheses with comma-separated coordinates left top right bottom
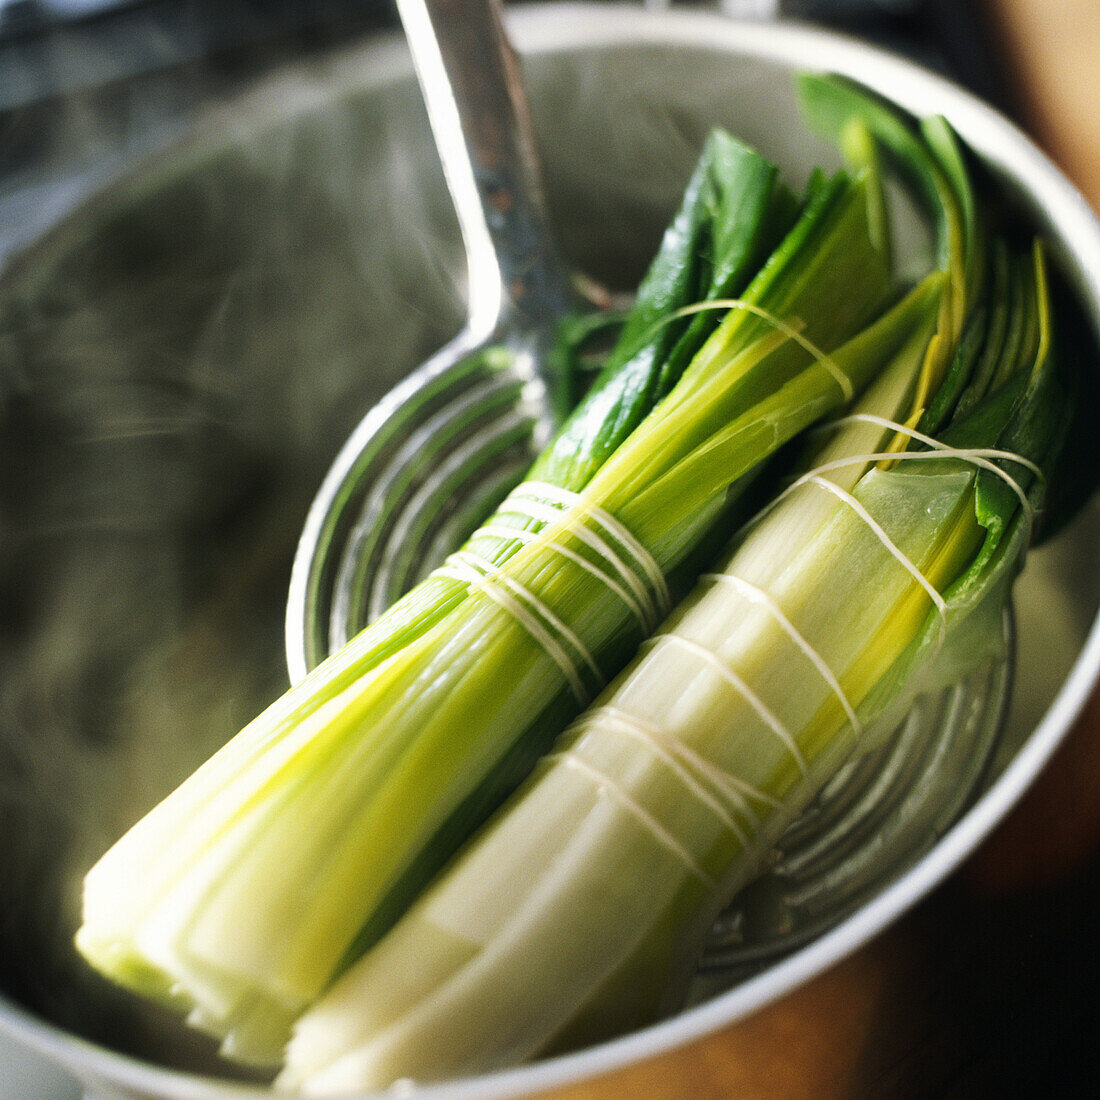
(0, 0, 1036, 266)
(1, 1, 1098, 1096)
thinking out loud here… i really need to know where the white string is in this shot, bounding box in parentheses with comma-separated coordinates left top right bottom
(739, 414, 1037, 546)
(515, 482, 672, 618)
(452, 549, 605, 687)
(589, 499, 672, 619)
(640, 298, 856, 403)
(576, 706, 753, 845)
(436, 554, 586, 702)
(574, 705, 783, 819)
(649, 633, 811, 780)
(824, 412, 1042, 526)
(431, 476, 668, 705)
(801, 449, 1037, 533)
(522, 482, 671, 613)
(435, 551, 601, 705)
(551, 750, 715, 887)
(725, 415, 1036, 647)
(837, 414, 1044, 480)
(804, 474, 948, 632)
(700, 573, 861, 734)
(537, 538, 653, 633)
(474, 523, 653, 632)
(495, 494, 660, 632)
(495, 491, 659, 628)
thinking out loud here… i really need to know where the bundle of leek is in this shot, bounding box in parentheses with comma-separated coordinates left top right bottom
(76, 114, 907, 1063)
(75, 75, 1080, 1091)
(274, 81, 1077, 1091)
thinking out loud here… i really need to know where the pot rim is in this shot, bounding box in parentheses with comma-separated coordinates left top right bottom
(4, 5, 1100, 1097)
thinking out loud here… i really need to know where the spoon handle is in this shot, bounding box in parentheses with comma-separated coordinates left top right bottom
(396, 0, 571, 332)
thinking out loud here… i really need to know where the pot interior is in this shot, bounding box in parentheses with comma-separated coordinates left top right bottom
(1, 10, 1098, 1090)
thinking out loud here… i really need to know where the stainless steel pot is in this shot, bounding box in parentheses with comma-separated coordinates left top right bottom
(2, 5, 1099, 1097)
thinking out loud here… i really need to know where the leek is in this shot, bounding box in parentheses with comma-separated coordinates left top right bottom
(76, 127, 911, 1063)
(277, 88, 1077, 1092)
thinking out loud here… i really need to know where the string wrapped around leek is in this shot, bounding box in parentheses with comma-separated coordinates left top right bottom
(76, 116, 913, 1062)
(276, 81, 1077, 1092)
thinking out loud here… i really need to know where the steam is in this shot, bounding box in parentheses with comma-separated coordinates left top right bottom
(0, 26, 467, 1068)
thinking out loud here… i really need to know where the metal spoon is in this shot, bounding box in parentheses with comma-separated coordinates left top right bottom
(286, 0, 574, 680)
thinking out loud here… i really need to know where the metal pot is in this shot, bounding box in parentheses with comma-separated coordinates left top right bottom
(2, 4, 1099, 1097)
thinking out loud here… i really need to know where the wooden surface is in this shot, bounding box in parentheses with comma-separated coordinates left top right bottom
(539, 2, 1100, 1096)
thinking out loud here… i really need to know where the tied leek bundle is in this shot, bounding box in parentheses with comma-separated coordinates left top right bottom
(274, 82, 1080, 1092)
(74, 73, 1085, 1092)
(76, 114, 910, 1062)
